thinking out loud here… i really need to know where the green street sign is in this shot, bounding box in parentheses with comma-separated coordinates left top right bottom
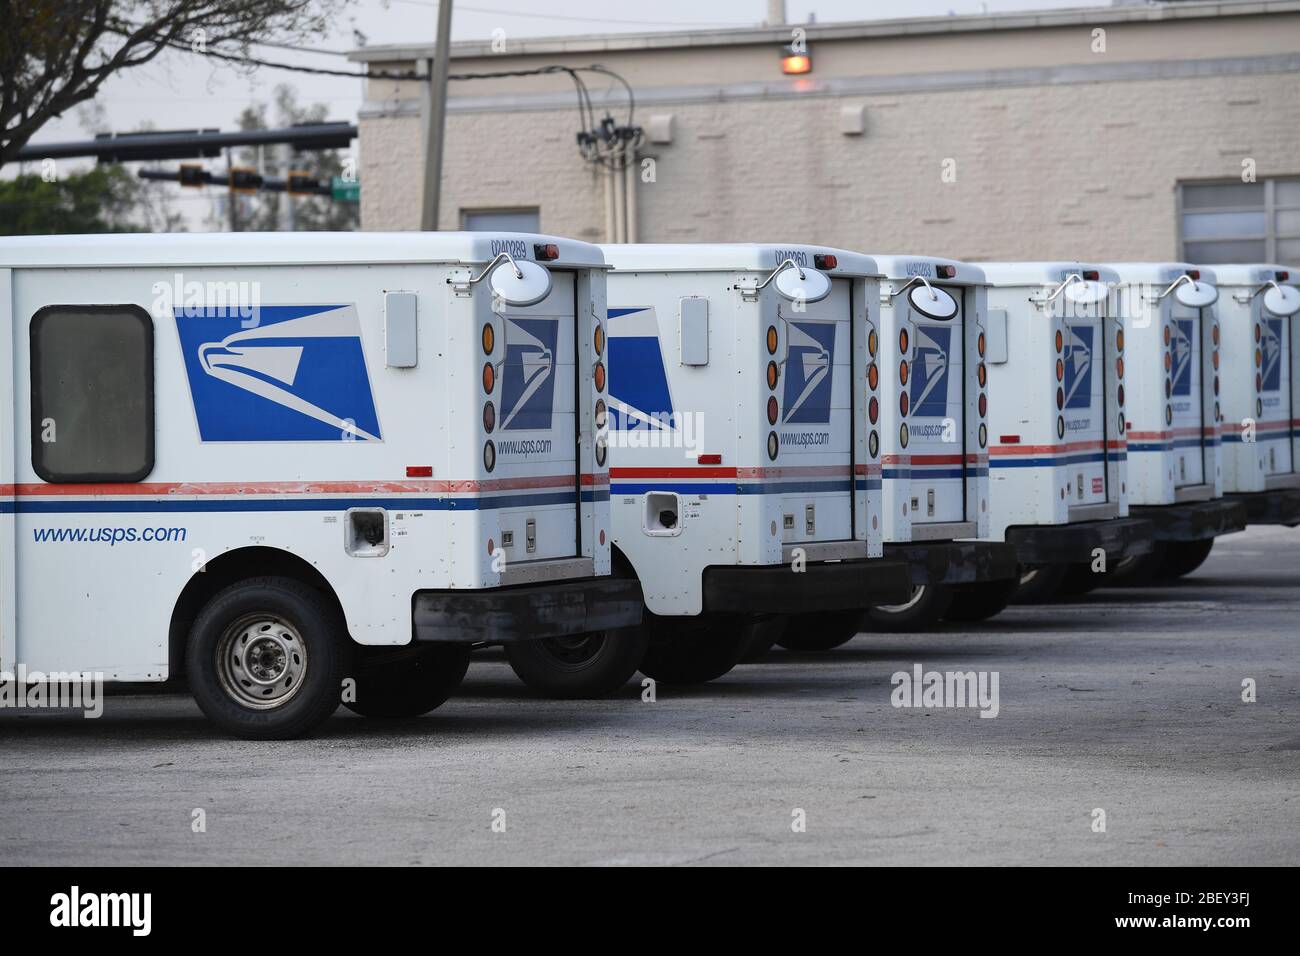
(331, 176, 360, 202)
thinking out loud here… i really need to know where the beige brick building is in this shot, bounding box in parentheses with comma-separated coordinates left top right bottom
(351, 1, 1300, 264)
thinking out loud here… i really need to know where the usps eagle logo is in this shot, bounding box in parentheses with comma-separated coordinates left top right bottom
(1063, 325, 1094, 410)
(176, 305, 382, 442)
(500, 317, 558, 431)
(782, 321, 836, 425)
(910, 325, 951, 418)
(1262, 318, 1284, 393)
(1171, 319, 1195, 397)
(606, 306, 676, 431)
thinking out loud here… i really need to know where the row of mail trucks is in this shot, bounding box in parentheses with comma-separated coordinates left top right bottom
(1, 232, 1292, 734)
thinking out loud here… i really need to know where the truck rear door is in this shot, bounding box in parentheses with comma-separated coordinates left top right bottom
(777, 277, 854, 544)
(1169, 304, 1206, 487)
(904, 284, 966, 524)
(1060, 294, 1110, 505)
(493, 271, 579, 561)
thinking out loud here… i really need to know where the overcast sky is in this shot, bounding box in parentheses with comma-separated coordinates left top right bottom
(16, 0, 1114, 224)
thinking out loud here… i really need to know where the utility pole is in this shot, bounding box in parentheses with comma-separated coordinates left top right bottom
(420, 0, 454, 232)
(225, 147, 238, 232)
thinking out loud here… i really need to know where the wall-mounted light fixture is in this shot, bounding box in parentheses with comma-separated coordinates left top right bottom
(780, 43, 811, 75)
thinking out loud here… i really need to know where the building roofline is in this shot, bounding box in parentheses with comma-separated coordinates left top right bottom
(348, 1, 1297, 63)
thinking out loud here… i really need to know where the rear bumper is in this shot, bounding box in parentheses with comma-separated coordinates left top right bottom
(412, 576, 644, 643)
(885, 540, 1019, 588)
(1005, 517, 1154, 565)
(1130, 499, 1248, 542)
(702, 557, 913, 614)
(1224, 489, 1300, 528)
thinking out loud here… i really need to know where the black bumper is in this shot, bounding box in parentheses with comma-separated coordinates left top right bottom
(702, 556, 912, 614)
(1005, 517, 1154, 565)
(885, 540, 1019, 588)
(1130, 498, 1248, 542)
(1224, 488, 1300, 528)
(412, 576, 644, 643)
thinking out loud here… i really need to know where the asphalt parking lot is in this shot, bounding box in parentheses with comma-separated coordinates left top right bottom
(1, 525, 1297, 866)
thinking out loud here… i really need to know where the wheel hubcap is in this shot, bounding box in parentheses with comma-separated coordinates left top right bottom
(876, 585, 926, 614)
(216, 615, 308, 709)
(539, 632, 605, 668)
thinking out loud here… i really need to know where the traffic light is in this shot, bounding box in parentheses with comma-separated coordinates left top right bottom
(228, 167, 262, 194)
(178, 164, 206, 187)
(285, 171, 318, 196)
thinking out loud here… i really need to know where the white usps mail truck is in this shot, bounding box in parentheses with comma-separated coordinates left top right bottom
(500, 243, 913, 692)
(854, 255, 1018, 631)
(0, 232, 641, 738)
(1102, 263, 1246, 581)
(970, 263, 1154, 604)
(1209, 264, 1300, 528)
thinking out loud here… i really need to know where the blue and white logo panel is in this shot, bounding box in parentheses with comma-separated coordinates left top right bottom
(1171, 319, 1196, 398)
(1262, 318, 1284, 394)
(177, 305, 382, 442)
(910, 325, 952, 419)
(500, 316, 559, 431)
(782, 320, 836, 425)
(607, 307, 676, 431)
(1063, 325, 1094, 411)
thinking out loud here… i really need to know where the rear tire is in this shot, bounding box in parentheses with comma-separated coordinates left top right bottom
(865, 584, 953, 633)
(1102, 542, 1168, 586)
(1158, 538, 1215, 580)
(738, 615, 788, 663)
(1056, 562, 1105, 596)
(1009, 564, 1068, 604)
(344, 644, 470, 717)
(504, 628, 648, 699)
(186, 576, 347, 740)
(639, 616, 750, 685)
(777, 610, 863, 651)
(944, 579, 1016, 623)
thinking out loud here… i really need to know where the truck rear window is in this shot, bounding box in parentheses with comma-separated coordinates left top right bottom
(30, 305, 154, 483)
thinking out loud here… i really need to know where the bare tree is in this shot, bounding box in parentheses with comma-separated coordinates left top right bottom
(0, 0, 340, 168)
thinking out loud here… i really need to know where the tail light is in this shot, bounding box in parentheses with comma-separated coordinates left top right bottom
(482, 362, 495, 393)
(594, 362, 606, 391)
(767, 396, 779, 425)
(813, 253, 837, 270)
(899, 360, 909, 386)
(533, 243, 559, 261)
(936, 265, 956, 279)
(482, 323, 495, 355)
(1082, 270, 1099, 281)
(867, 363, 879, 391)
(767, 326, 779, 354)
